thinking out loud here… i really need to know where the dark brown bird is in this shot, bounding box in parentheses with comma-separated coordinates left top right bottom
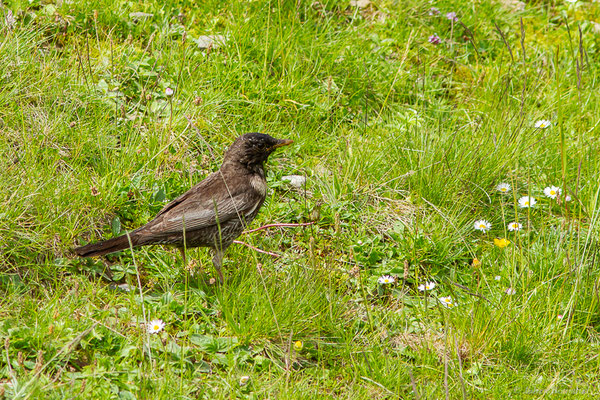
(75, 132, 293, 282)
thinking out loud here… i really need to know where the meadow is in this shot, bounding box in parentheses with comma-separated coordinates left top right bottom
(2, 0, 600, 398)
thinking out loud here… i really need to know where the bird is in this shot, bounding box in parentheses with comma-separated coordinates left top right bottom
(74, 132, 293, 282)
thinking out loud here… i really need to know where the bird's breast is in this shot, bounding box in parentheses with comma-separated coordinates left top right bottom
(249, 173, 267, 197)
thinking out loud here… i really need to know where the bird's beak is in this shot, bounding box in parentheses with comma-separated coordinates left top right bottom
(272, 139, 293, 149)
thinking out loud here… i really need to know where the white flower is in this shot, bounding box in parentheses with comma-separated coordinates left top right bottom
(565, 0, 577, 3)
(505, 288, 516, 295)
(418, 281, 436, 291)
(543, 186, 561, 199)
(239, 376, 250, 386)
(378, 275, 395, 285)
(507, 222, 522, 231)
(439, 296, 455, 308)
(496, 183, 511, 194)
(147, 319, 165, 334)
(494, 275, 501, 281)
(535, 120, 551, 129)
(564, 195, 572, 202)
(165, 87, 174, 96)
(518, 196, 537, 208)
(474, 220, 492, 233)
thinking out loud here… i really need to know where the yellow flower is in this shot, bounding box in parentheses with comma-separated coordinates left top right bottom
(494, 238, 510, 248)
(294, 341, 304, 352)
(471, 258, 481, 268)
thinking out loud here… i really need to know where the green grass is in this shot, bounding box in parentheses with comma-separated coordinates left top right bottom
(2, 0, 600, 398)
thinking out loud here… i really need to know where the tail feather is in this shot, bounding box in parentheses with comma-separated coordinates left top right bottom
(74, 234, 138, 257)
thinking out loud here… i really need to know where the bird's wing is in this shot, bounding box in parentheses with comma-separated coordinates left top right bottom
(153, 172, 220, 219)
(146, 173, 259, 235)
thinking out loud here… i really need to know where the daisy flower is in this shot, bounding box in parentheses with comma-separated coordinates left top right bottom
(474, 220, 492, 233)
(378, 275, 395, 285)
(239, 376, 250, 386)
(505, 288, 516, 295)
(494, 275, 501, 281)
(496, 183, 511, 194)
(494, 238, 511, 248)
(165, 87, 174, 96)
(439, 296, 455, 308)
(535, 120, 551, 129)
(518, 196, 536, 208)
(418, 281, 436, 291)
(543, 186, 561, 199)
(507, 222, 522, 231)
(147, 319, 165, 334)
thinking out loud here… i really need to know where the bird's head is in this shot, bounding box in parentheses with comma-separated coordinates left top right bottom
(224, 133, 293, 168)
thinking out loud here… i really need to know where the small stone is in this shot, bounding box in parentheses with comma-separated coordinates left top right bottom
(129, 12, 154, 19)
(282, 175, 306, 188)
(350, 0, 370, 8)
(195, 35, 227, 49)
(117, 283, 133, 292)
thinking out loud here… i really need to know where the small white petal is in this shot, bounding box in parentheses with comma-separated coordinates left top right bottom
(147, 319, 165, 334)
(473, 219, 492, 232)
(439, 296, 455, 308)
(518, 196, 537, 208)
(535, 120, 551, 129)
(239, 376, 250, 386)
(496, 183, 511, 193)
(378, 275, 395, 285)
(507, 222, 522, 231)
(543, 186, 561, 199)
(418, 281, 436, 291)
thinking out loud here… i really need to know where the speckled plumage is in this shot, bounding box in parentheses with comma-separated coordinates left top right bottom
(75, 133, 293, 281)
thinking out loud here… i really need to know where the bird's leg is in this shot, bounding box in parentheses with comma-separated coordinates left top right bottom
(211, 249, 224, 283)
(179, 247, 196, 276)
(179, 247, 187, 266)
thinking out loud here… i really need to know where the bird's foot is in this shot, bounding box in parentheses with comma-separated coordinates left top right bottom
(215, 268, 224, 284)
(184, 259, 198, 276)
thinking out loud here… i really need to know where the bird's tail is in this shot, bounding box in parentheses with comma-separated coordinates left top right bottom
(74, 233, 139, 257)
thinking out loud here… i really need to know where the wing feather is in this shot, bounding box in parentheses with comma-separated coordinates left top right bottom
(156, 193, 254, 234)
(145, 172, 259, 235)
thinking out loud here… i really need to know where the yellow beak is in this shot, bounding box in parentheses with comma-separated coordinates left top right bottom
(272, 139, 293, 149)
